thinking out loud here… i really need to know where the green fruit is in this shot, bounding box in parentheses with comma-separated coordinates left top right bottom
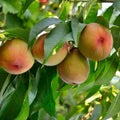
(0, 39, 34, 74)
(78, 23, 113, 61)
(57, 48, 89, 84)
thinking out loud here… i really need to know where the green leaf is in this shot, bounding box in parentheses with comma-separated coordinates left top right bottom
(38, 108, 56, 120)
(103, 5, 114, 22)
(76, 80, 95, 95)
(103, 92, 120, 119)
(71, 17, 86, 46)
(57, 1, 71, 21)
(29, 18, 61, 46)
(1, 81, 15, 105)
(100, 93, 112, 118)
(15, 95, 29, 120)
(0, 68, 8, 91)
(95, 53, 119, 85)
(28, 74, 39, 105)
(31, 67, 56, 116)
(28, 112, 38, 120)
(113, 0, 120, 11)
(0, 75, 27, 120)
(39, 67, 56, 116)
(51, 74, 60, 100)
(0, 74, 11, 104)
(111, 26, 120, 50)
(5, 28, 30, 42)
(90, 104, 102, 120)
(75, 61, 96, 95)
(25, 1, 40, 21)
(114, 15, 120, 26)
(77, 4, 84, 23)
(85, 85, 101, 99)
(95, 16, 109, 28)
(0, 0, 19, 14)
(5, 14, 23, 29)
(22, 0, 34, 13)
(43, 22, 69, 65)
(84, 3, 99, 23)
(66, 104, 85, 119)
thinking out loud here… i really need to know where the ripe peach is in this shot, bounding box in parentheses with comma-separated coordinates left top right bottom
(0, 39, 34, 74)
(57, 48, 89, 84)
(32, 33, 71, 66)
(78, 23, 113, 61)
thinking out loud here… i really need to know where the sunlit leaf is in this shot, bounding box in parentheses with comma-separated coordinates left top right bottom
(84, 3, 99, 23)
(57, 1, 71, 21)
(15, 94, 29, 120)
(103, 5, 114, 22)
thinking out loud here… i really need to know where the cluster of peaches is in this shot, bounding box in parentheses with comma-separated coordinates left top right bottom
(0, 23, 113, 84)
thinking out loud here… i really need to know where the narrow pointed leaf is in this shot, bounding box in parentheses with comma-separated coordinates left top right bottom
(29, 18, 61, 46)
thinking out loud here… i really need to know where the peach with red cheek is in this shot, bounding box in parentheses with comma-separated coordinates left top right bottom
(32, 34, 72, 66)
(78, 23, 113, 61)
(0, 39, 34, 74)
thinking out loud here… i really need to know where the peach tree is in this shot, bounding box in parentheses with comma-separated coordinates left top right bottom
(0, 0, 120, 119)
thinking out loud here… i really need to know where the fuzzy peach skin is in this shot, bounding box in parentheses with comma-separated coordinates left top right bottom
(0, 39, 34, 74)
(57, 48, 89, 84)
(32, 33, 71, 66)
(78, 23, 113, 61)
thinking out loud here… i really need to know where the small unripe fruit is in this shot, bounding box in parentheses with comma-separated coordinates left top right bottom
(32, 34, 71, 66)
(57, 48, 89, 84)
(78, 23, 113, 61)
(0, 39, 34, 74)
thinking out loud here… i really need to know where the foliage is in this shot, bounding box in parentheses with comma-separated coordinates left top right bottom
(0, 0, 120, 120)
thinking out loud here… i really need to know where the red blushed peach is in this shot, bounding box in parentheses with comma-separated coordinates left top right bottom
(32, 33, 72, 66)
(78, 23, 113, 61)
(0, 39, 34, 74)
(57, 48, 90, 84)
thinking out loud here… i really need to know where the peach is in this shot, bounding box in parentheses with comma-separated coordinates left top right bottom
(32, 33, 71, 66)
(0, 39, 34, 74)
(78, 23, 113, 61)
(57, 48, 89, 84)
